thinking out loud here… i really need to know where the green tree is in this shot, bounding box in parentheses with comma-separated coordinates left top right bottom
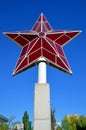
(62, 115, 69, 130)
(51, 108, 56, 130)
(22, 111, 29, 130)
(62, 115, 78, 130)
(62, 114, 86, 130)
(56, 125, 62, 130)
(0, 123, 9, 130)
(77, 116, 86, 130)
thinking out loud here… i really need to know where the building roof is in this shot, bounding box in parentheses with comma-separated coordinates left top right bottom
(0, 114, 9, 123)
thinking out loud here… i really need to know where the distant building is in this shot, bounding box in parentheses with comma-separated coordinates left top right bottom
(0, 114, 9, 123)
(12, 122, 24, 130)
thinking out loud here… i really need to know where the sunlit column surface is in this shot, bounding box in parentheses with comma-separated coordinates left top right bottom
(38, 57, 47, 83)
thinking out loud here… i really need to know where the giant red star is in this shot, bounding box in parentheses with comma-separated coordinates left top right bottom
(4, 13, 81, 75)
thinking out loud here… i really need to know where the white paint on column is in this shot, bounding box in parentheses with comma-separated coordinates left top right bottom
(38, 57, 47, 83)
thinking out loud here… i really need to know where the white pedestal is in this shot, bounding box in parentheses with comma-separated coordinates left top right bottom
(33, 83, 51, 130)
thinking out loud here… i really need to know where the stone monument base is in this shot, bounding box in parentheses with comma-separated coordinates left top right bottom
(33, 83, 51, 130)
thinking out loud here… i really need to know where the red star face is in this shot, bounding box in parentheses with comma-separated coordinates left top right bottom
(4, 13, 81, 75)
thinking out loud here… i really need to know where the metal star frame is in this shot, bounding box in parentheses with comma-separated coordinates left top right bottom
(4, 13, 81, 75)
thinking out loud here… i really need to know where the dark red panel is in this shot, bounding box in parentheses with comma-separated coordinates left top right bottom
(15, 36, 28, 46)
(44, 22, 52, 31)
(36, 23, 41, 32)
(29, 39, 41, 54)
(38, 14, 47, 22)
(6, 34, 18, 39)
(56, 57, 69, 71)
(42, 39, 55, 54)
(20, 34, 38, 41)
(46, 37, 55, 45)
(16, 57, 27, 72)
(43, 15, 47, 21)
(55, 35, 70, 46)
(43, 24, 47, 32)
(20, 44, 29, 58)
(15, 56, 24, 69)
(55, 44, 64, 56)
(66, 32, 79, 38)
(32, 23, 39, 31)
(45, 37, 58, 53)
(43, 48, 55, 63)
(27, 38, 39, 52)
(29, 49, 41, 63)
(60, 55, 69, 67)
(38, 16, 41, 22)
(46, 33, 63, 41)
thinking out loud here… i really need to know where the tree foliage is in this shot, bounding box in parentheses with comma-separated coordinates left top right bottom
(22, 111, 29, 130)
(77, 116, 86, 130)
(56, 125, 62, 130)
(51, 108, 56, 130)
(62, 115, 86, 130)
(0, 123, 9, 130)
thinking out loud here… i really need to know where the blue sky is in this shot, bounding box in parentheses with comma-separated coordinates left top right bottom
(0, 0, 86, 124)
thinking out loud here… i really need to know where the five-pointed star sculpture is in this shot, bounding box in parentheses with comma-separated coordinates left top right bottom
(4, 13, 81, 76)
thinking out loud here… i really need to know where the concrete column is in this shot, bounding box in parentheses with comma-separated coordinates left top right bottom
(33, 83, 51, 130)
